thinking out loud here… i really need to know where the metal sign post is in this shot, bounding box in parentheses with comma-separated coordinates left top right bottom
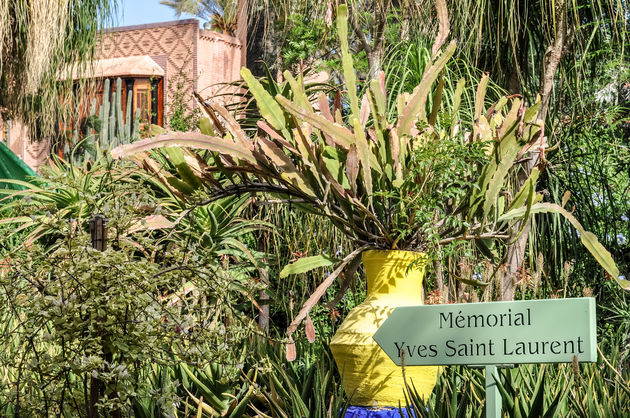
(485, 365, 501, 418)
(373, 298, 597, 418)
(471, 364, 511, 418)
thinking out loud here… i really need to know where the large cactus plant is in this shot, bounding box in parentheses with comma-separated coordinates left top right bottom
(66, 77, 140, 163)
(112, 5, 625, 347)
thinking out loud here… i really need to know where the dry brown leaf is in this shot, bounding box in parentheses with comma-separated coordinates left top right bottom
(431, 0, 450, 55)
(305, 314, 316, 343)
(286, 339, 297, 361)
(345, 145, 359, 191)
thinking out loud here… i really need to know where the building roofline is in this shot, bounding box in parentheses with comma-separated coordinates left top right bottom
(104, 19, 199, 33)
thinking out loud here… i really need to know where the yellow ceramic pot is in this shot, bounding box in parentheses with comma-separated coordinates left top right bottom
(329, 250, 438, 406)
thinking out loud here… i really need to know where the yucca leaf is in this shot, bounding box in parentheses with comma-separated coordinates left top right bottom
(428, 71, 445, 125)
(275, 95, 354, 148)
(257, 120, 298, 153)
(208, 101, 254, 151)
(198, 117, 215, 136)
(529, 367, 546, 417)
(481, 132, 521, 220)
(258, 136, 317, 197)
(499, 202, 625, 288)
(336, 4, 359, 121)
(0, 216, 35, 225)
(494, 369, 515, 411)
(389, 129, 403, 182)
(279, 255, 336, 278)
(228, 385, 255, 418)
(241, 67, 287, 132)
(317, 93, 334, 122)
(322, 146, 350, 190)
(111, 132, 257, 164)
(474, 73, 490, 120)
(126, 215, 174, 235)
(475, 115, 493, 142)
(543, 383, 570, 418)
(353, 118, 373, 200)
(451, 78, 466, 136)
(475, 238, 498, 262)
(369, 75, 387, 122)
(179, 363, 228, 412)
(507, 168, 540, 212)
(284, 70, 312, 111)
(498, 98, 522, 137)
(482, 103, 542, 220)
(292, 126, 324, 193)
(165, 147, 203, 190)
(284, 245, 369, 352)
(432, 0, 450, 54)
(397, 41, 456, 137)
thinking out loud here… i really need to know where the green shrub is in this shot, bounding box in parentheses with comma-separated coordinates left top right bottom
(0, 158, 260, 416)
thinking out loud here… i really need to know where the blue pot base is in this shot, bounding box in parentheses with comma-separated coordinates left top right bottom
(343, 406, 418, 418)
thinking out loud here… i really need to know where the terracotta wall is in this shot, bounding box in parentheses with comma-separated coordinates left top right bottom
(98, 19, 243, 121)
(196, 30, 243, 103)
(4, 119, 49, 172)
(4, 19, 243, 171)
(99, 19, 197, 118)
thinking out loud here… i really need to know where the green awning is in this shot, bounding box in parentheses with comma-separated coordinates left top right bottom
(0, 142, 37, 191)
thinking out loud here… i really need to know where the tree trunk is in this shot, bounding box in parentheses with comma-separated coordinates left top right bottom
(367, 48, 384, 80)
(236, 0, 248, 67)
(246, 7, 278, 77)
(502, 219, 530, 301)
(502, 0, 569, 300)
(538, 0, 569, 123)
(347, 1, 390, 81)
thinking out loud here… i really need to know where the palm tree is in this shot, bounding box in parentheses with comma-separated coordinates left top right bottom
(161, 0, 239, 34)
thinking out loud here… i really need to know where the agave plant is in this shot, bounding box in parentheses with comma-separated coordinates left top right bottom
(112, 5, 625, 349)
(0, 156, 173, 249)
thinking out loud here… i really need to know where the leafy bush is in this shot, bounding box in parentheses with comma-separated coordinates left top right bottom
(0, 158, 261, 416)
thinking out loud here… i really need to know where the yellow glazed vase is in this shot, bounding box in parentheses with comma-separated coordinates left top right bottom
(329, 250, 438, 406)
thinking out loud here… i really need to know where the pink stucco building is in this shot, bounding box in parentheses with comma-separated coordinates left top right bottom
(1, 19, 243, 170)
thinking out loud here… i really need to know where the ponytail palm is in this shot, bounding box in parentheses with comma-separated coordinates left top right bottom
(0, 0, 116, 136)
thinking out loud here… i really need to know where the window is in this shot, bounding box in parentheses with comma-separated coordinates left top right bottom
(134, 79, 152, 127)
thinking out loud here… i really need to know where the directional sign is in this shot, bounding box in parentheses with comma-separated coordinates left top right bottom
(373, 297, 597, 366)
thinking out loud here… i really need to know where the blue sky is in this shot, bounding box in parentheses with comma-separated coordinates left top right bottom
(114, 0, 197, 27)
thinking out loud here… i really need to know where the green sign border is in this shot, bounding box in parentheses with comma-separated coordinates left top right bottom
(373, 297, 597, 366)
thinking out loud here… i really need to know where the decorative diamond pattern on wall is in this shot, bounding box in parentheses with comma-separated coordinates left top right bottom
(98, 22, 197, 115)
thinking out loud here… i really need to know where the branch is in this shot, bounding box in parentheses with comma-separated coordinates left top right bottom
(438, 233, 510, 245)
(346, 2, 371, 54)
(323, 252, 363, 309)
(285, 244, 371, 360)
(371, 1, 389, 52)
(538, 0, 569, 123)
